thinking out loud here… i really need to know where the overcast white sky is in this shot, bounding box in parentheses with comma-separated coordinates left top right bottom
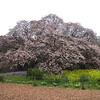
(0, 0, 100, 36)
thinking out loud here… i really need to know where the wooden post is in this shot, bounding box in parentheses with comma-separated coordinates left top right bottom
(82, 76, 85, 90)
(33, 76, 36, 86)
(26, 69, 28, 78)
(66, 77, 68, 83)
(0, 75, 4, 83)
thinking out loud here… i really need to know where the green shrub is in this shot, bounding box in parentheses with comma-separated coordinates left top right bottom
(65, 76, 69, 83)
(26, 68, 32, 77)
(0, 74, 4, 82)
(54, 77, 61, 83)
(52, 75, 62, 84)
(44, 75, 62, 84)
(88, 78, 98, 86)
(79, 74, 89, 82)
(0, 75, 2, 81)
(98, 85, 100, 89)
(45, 77, 54, 84)
(97, 78, 100, 85)
(32, 69, 44, 80)
(26, 68, 44, 80)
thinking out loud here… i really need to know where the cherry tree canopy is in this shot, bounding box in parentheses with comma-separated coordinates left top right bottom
(0, 14, 100, 73)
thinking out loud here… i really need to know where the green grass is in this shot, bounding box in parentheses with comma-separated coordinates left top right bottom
(4, 74, 33, 84)
(1, 69, 100, 90)
(0, 73, 3, 76)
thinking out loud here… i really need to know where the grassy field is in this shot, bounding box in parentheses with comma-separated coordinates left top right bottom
(1, 69, 100, 90)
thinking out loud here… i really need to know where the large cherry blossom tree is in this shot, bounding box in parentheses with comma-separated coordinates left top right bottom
(0, 14, 100, 73)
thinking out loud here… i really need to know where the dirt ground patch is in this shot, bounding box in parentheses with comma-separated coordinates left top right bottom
(0, 83, 100, 100)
